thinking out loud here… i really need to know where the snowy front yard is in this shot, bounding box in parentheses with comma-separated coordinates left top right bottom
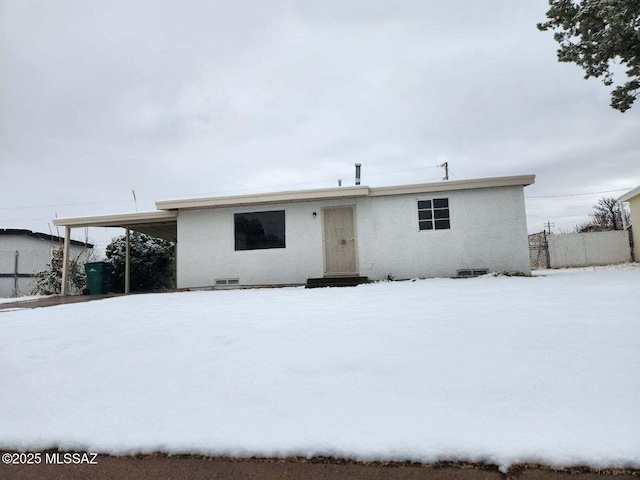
(1, 266, 639, 472)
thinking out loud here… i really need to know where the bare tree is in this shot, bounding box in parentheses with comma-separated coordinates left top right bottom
(576, 197, 631, 232)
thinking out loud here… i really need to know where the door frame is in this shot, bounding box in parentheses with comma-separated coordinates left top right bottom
(321, 204, 360, 277)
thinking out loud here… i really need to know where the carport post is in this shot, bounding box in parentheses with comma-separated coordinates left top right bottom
(61, 226, 71, 296)
(125, 227, 131, 294)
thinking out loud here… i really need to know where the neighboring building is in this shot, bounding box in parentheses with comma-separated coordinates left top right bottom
(619, 185, 640, 259)
(53, 174, 534, 292)
(0, 229, 93, 297)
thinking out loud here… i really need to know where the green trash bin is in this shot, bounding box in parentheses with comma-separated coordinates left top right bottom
(84, 262, 111, 295)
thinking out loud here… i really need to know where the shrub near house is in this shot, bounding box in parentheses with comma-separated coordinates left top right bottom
(31, 247, 86, 295)
(105, 233, 174, 293)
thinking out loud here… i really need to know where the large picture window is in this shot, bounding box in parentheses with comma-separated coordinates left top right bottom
(418, 198, 450, 230)
(234, 210, 286, 250)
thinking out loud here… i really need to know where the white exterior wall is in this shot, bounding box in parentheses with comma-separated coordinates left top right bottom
(177, 185, 530, 288)
(177, 198, 357, 288)
(0, 235, 92, 297)
(357, 185, 530, 279)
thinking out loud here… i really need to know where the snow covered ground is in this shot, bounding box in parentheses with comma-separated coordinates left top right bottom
(1, 265, 639, 472)
(0, 295, 47, 304)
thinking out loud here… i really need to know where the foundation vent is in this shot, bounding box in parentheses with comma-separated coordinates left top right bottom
(214, 278, 240, 286)
(456, 269, 489, 278)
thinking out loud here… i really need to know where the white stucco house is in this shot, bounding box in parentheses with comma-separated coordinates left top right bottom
(0, 229, 93, 297)
(53, 174, 535, 293)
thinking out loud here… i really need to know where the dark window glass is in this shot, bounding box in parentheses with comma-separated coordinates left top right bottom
(435, 219, 450, 230)
(433, 209, 449, 219)
(418, 210, 433, 220)
(234, 210, 285, 250)
(418, 198, 450, 231)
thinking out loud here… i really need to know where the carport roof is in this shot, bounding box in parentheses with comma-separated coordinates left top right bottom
(52, 211, 177, 242)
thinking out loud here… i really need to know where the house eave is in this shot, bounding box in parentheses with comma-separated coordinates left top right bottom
(156, 186, 371, 210)
(369, 174, 535, 197)
(155, 174, 535, 211)
(619, 185, 640, 202)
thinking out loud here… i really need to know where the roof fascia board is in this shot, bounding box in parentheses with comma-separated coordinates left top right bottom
(619, 185, 640, 202)
(52, 211, 177, 228)
(156, 175, 535, 211)
(369, 175, 536, 197)
(156, 186, 370, 210)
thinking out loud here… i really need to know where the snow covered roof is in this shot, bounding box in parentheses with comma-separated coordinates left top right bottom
(0, 228, 93, 248)
(155, 174, 535, 211)
(619, 185, 640, 202)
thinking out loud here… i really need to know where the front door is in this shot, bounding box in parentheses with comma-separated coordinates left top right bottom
(323, 206, 358, 276)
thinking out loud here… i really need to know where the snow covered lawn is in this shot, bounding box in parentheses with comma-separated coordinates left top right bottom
(1, 266, 639, 472)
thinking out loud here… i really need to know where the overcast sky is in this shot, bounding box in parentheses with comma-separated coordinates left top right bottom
(2, 0, 639, 251)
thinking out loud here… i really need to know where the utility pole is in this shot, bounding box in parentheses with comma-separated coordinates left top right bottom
(440, 162, 449, 180)
(545, 221, 554, 234)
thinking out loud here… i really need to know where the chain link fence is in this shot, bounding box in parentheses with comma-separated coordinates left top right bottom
(530, 228, 634, 269)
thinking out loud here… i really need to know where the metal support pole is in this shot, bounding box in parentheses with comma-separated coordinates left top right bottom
(13, 251, 19, 297)
(543, 230, 551, 269)
(125, 228, 131, 294)
(61, 226, 71, 296)
(173, 240, 177, 289)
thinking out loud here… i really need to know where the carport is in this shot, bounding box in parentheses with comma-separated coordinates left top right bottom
(52, 211, 177, 296)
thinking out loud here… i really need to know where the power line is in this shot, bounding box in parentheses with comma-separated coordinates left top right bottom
(364, 164, 442, 177)
(1, 173, 631, 212)
(526, 188, 632, 199)
(527, 213, 588, 219)
(0, 164, 445, 210)
(0, 198, 134, 211)
(527, 205, 592, 210)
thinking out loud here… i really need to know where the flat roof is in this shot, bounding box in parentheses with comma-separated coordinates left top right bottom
(52, 211, 178, 242)
(156, 174, 535, 211)
(50, 175, 535, 239)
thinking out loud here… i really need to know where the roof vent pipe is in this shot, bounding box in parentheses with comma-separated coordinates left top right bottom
(355, 163, 361, 186)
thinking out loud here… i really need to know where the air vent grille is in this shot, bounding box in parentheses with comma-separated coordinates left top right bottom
(457, 269, 488, 278)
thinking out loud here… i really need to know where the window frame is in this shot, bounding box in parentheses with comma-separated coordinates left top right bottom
(417, 197, 451, 231)
(233, 210, 286, 251)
